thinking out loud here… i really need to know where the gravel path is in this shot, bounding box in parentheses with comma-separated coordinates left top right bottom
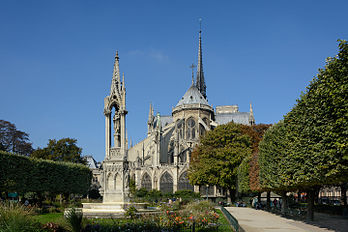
(225, 207, 347, 232)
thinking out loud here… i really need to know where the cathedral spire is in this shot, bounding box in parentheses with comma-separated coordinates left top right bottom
(148, 103, 154, 123)
(195, 20, 206, 99)
(111, 51, 121, 95)
(147, 103, 154, 136)
(249, 103, 255, 125)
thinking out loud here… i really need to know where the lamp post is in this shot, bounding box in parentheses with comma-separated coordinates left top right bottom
(206, 184, 209, 201)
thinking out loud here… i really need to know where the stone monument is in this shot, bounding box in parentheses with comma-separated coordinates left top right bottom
(82, 52, 144, 217)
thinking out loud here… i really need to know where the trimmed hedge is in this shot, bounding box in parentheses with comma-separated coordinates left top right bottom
(0, 150, 92, 195)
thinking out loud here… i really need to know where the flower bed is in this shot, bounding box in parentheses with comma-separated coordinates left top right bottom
(83, 201, 222, 232)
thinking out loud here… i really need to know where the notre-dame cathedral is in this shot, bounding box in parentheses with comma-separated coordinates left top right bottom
(98, 29, 255, 202)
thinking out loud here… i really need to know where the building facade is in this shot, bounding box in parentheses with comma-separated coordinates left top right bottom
(99, 30, 255, 201)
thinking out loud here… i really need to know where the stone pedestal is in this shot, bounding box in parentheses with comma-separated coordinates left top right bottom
(82, 202, 147, 218)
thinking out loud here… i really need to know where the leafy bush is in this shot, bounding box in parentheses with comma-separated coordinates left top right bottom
(174, 190, 201, 201)
(124, 206, 138, 219)
(135, 188, 148, 198)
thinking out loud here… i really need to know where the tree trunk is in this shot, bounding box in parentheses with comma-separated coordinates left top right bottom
(281, 191, 287, 215)
(341, 183, 347, 206)
(314, 187, 320, 204)
(307, 189, 315, 221)
(257, 192, 261, 204)
(226, 189, 232, 203)
(266, 191, 271, 210)
(229, 188, 236, 203)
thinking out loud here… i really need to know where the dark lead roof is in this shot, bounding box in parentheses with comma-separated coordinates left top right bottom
(176, 85, 209, 107)
(215, 112, 250, 125)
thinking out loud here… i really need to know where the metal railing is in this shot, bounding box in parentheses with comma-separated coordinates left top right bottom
(221, 206, 240, 232)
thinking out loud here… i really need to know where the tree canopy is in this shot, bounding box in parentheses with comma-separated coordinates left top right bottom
(259, 121, 289, 191)
(31, 138, 86, 165)
(258, 40, 348, 220)
(282, 40, 348, 188)
(188, 122, 251, 198)
(0, 120, 34, 156)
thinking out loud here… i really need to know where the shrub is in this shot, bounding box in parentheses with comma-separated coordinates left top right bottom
(124, 206, 138, 219)
(0, 151, 92, 196)
(174, 190, 201, 202)
(0, 202, 43, 232)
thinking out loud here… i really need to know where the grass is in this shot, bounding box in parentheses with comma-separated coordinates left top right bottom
(32, 212, 64, 224)
(216, 209, 233, 232)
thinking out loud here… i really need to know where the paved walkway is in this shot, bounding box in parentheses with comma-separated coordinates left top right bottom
(225, 207, 348, 232)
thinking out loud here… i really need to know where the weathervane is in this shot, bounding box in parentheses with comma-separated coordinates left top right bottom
(190, 63, 196, 84)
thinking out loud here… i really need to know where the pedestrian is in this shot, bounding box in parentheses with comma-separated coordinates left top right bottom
(273, 199, 277, 208)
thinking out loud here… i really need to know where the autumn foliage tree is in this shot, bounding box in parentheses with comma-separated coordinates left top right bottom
(238, 124, 271, 193)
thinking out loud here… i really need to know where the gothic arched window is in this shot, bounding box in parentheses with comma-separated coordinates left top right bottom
(160, 172, 173, 193)
(178, 171, 194, 191)
(199, 123, 206, 136)
(186, 117, 196, 139)
(141, 173, 152, 191)
(177, 120, 184, 139)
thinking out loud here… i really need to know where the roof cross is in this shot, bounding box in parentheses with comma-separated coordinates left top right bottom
(190, 63, 196, 85)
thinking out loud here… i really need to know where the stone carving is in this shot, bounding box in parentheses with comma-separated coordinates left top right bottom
(113, 111, 120, 134)
(109, 147, 123, 159)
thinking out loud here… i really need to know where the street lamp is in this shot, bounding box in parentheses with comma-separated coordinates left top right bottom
(206, 184, 209, 201)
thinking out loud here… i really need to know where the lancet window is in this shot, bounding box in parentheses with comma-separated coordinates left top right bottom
(141, 173, 152, 191)
(160, 171, 173, 193)
(177, 120, 184, 139)
(186, 117, 196, 139)
(178, 171, 194, 191)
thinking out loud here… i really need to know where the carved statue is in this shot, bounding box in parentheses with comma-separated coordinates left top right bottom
(113, 111, 121, 134)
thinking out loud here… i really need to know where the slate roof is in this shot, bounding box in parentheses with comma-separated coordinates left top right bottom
(215, 112, 250, 125)
(85, 155, 99, 169)
(153, 115, 173, 129)
(176, 85, 209, 107)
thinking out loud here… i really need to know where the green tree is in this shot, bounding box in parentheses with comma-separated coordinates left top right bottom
(188, 122, 251, 201)
(259, 121, 288, 191)
(237, 154, 251, 194)
(0, 120, 34, 156)
(31, 138, 86, 164)
(282, 40, 348, 220)
(259, 40, 348, 220)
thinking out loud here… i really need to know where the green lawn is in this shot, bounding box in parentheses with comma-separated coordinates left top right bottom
(32, 212, 64, 224)
(216, 209, 233, 232)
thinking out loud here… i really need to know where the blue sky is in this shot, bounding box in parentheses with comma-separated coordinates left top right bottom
(1, 0, 347, 162)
